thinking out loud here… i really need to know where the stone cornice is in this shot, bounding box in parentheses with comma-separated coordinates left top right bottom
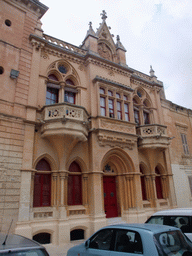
(11, 0, 48, 18)
(131, 74, 163, 89)
(93, 76, 133, 92)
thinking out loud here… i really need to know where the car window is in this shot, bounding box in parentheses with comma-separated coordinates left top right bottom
(154, 230, 190, 255)
(164, 216, 191, 233)
(89, 229, 114, 250)
(114, 229, 143, 254)
(0, 248, 49, 256)
(146, 216, 164, 225)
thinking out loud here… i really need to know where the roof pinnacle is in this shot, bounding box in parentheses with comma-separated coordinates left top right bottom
(100, 10, 107, 21)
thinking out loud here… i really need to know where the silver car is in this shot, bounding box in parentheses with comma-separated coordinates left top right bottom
(0, 233, 49, 255)
(67, 223, 192, 256)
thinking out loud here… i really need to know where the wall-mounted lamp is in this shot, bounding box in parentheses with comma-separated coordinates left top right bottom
(10, 69, 19, 79)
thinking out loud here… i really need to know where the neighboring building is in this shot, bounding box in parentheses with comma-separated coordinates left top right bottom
(0, 0, 192, 245)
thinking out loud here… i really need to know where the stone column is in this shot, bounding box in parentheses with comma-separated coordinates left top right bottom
(151, 174, 157, 207)
(83, 175, 88, 206)
(52, 172, 58, 207)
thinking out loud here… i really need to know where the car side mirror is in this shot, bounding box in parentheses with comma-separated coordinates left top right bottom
(85, 240, 90, 249)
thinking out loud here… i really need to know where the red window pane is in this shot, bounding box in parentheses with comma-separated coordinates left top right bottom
(68, 162, 82, 206)
(33, 159, 51, 207)
(33, 173, 51, 207)
(48, 74, 58, 81)
(155, 168, 163, 199)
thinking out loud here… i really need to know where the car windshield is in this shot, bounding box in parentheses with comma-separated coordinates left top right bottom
(154, 230, 191, 255)
(0, 248, 49, 256)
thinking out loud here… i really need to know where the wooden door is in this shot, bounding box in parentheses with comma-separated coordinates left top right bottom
(103, 176, 118, 218)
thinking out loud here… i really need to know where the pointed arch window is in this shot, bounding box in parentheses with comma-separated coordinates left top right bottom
(46, 74, 59, 105)
(64, 79, 76, 104)
(33, 159, 51, 207)
(68, 161, 82, 205)
(155, 167, 163, 199)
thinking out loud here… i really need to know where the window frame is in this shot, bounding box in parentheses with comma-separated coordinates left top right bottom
(181, 133, 190, 155)
(33, 159, 52, 208)
(68, 162, 82, 206)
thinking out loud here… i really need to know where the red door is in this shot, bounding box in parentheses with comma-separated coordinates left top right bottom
(103, 176, 118, 218)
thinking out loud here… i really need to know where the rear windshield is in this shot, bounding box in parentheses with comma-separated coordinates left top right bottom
(146, 216, 191, 233)
(154, 230, 191, 255)
(0, 248, 49, 256)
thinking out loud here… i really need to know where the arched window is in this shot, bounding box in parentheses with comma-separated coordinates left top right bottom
(33, 159, 51, 207)
(140, 166, 147, 201)
(143, 100, 150, 125)
(68, 161, 82, 205)
(155, 167, 163, 199)
(64, 79, 76, 104)
(33, 233, 51, 244)
(46, 74, 59, 105)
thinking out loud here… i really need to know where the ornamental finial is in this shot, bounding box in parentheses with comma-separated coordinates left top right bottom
(100, 10, 107, 21)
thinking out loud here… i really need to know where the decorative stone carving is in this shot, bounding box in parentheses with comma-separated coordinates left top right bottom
(98, 43, 112, 61)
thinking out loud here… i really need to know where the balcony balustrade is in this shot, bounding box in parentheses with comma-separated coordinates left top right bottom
(137, 124, 170, 149)
(40, 103, 89, 142)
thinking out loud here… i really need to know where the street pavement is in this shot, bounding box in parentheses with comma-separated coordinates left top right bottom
(44, 240, 84, 256)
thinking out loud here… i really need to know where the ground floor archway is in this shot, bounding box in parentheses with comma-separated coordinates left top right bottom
(103, 176, 118, 218)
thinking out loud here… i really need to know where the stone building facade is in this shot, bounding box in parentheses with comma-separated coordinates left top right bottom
(0, 0, 192, 245)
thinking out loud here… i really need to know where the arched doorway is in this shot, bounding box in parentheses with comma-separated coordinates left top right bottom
(103, 162, 119, 218)
(102, 149, 135, 219)
(103, 174, 118, 218)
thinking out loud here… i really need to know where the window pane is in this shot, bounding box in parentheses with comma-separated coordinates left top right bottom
(114, 229, 143, 254)
(124, 103, 129, 121)
(117, 102, 122, 120)
(123, 95, 128, 101)
(134, 109, 140, 125)
(108, 90, 113, 96)
(144, 111, 150, 124)
(100, 88, 105, 94)
(90, 229, 113, 250)
(116, 93, 120, 98)
(65, 91, 75, 104)
(181, 133, 189, 155)
(46, 87, 58, 105)
(109, 99, 114, 117)
(100, 97, 106, 116)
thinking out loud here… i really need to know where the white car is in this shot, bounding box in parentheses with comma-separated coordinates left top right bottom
(145, 208, 192, 241)
(0, 233, 49, 255)
(67, 223, 192, 256)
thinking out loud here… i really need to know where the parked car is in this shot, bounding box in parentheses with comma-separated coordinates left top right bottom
(67, 223, 192, 256)
(0, 233, 49, 255)
(145, 208, 192, 241)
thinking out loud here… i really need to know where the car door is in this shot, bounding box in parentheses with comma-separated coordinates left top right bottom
(83, 229, 114, 256)
(110, 229, 144, 256)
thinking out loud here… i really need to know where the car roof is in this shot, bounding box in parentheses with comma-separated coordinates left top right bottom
(151, 208, 192, 216)
(0, 233, 43, 251)
(102, 223, 179, 233)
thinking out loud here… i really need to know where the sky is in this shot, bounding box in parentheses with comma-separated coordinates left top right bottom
(41, 0, 192, 109)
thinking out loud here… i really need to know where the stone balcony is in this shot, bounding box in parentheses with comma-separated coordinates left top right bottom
(40, 103, 89, 142)
(136, 124, 170, 149)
